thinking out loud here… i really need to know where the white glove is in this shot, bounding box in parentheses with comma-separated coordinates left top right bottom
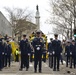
(53, 51, 55, 54)
(70, 52, 72, 55)
(28, 53, 30, 56)
(11, 54, 12, 56)
(47, 52, 49, 55)
(61, 53, 62, 55)
(2, 52, 4, 55)
(65, 53, 67, 55)
(37, 47, 40, 50)
(50, 53, 52, 55)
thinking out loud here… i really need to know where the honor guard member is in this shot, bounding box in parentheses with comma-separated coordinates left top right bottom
(52, 34, 62, 71)
(70, 40, 76, 68)
(5, 40, 12, 67)
(0, 36, 4, 71)
(19, 34, 31, 71)
(65, 40, 71, 67)
(32, 31, 44, 73)
(1, 38, 5, 68)
(48, 38, 53, 68)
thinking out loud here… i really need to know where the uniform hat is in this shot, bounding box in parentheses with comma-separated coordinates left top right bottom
(67, 40, 70, 43)
(72, 40, 75, 42)
(67, 41, 70, 43)
(36, 32, 40, 34)
(7, 40, 9, 42)
(36, 30, 42, 34)
(23, 34, 26, 37)
(50, 38, 53, 40)
(54, 34, 58, 37)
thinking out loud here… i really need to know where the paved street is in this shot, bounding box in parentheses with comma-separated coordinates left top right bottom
(0, 60, 76, 75)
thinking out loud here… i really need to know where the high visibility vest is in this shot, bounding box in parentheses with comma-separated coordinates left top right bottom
(15, 50, 19, 55)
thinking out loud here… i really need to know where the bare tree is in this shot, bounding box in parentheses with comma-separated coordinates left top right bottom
(48, 0, 75, 39)
(4, 7, 36, 40)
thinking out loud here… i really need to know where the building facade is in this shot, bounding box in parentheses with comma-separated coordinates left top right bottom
(0, 11, 12, 37)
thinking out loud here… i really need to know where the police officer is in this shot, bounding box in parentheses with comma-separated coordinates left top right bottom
(65, 40, 71, 67)
(52, 34, 62, 71)
(19, 34, 31, 71)
(2, 38, 6, 68)
(32, 31, 44, 73)
(0, 36, 4, 70)
(70, 40, 76, 68)
(5, 40, 12, 67)
(48, 38, 53, 68)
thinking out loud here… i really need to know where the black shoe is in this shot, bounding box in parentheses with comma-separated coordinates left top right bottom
(67, 71, 71, 74)
(26, 68, 28, 71)
(4, 65, 7, 67)
(57, 69, 60, 71)
(39, 70, 42, 73)
(9, 65, 10, 67)
(53, 69, 56, 71)
(0, 69, 2, 71)
(50, 66, 53, 68)
(70, 67, 72, 69)
(19, 68, 22, 71)
(34, 70, 37, 73)
(74, 67, 76, 69)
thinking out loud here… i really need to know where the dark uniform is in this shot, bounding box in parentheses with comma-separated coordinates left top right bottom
(52, 34, 62, 71)
(5, 41, 12, 67)
(32, 31, 44, 73)
(70, 40, 76, 68)
(65, 41, 71, 67)
(42, 45, 46, 62)
(2, 40, 5, 68)
(30, 50, 34, 62)
(48, 38, 53, 68)
(19, 35, 31, 71)
(0, 38, 4, 70)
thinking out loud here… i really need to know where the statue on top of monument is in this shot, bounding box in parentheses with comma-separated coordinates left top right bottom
(36, 5, 39, 11)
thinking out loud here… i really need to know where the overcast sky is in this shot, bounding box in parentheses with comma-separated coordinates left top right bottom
(0, 0, 54, 41)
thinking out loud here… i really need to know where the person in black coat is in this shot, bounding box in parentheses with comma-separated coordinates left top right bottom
(2, 39, 6, 68)
(0, 38, 4, 71)
(65, 41, 71, 67)
(32, 31, 44, 73)
(52, 34, 62, 71)
(70, 40, 76, 68)
(48, 38, 53, 68)
(5, 40, 12, 67)
(19, 34, 31, 71)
